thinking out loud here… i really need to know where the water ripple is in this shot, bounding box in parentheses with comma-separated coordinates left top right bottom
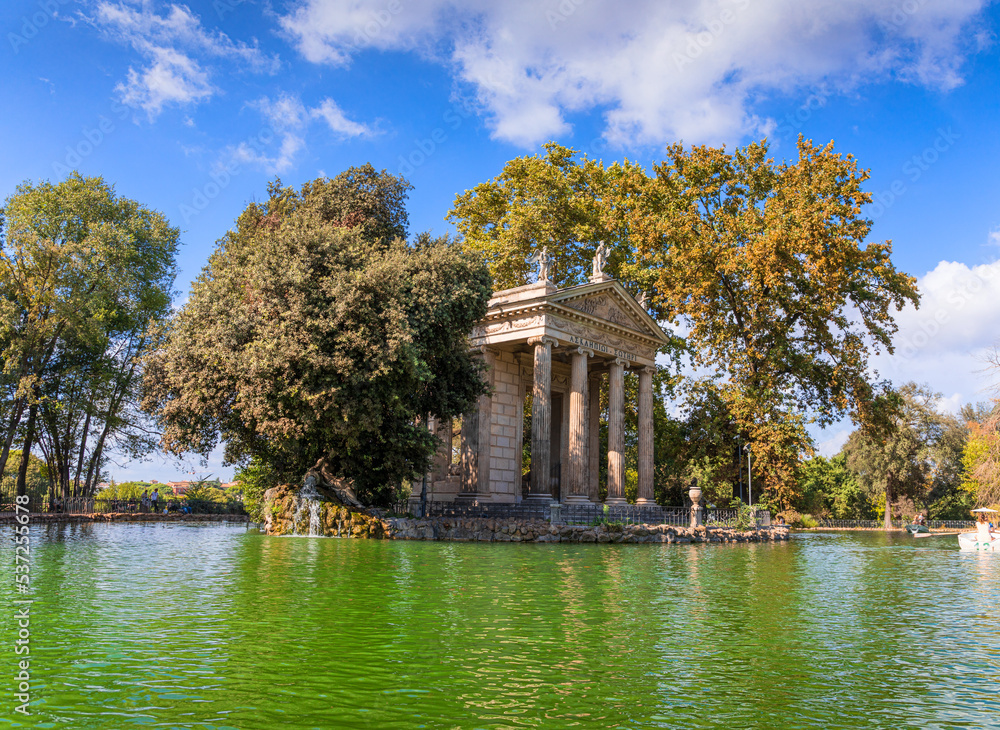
(1, 525, 998, 728)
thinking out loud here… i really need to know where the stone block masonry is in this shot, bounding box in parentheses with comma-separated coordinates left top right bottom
(263, 503, 789, 544)
(385, 519, 789, 544)
(487, 350, 523, 500)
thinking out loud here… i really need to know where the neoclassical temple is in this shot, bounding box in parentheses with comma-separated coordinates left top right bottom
(415, 251, 671, 506)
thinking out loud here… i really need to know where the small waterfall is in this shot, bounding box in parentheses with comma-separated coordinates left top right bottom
(308, 499, 321, 536)
(293, 480, 323, 537)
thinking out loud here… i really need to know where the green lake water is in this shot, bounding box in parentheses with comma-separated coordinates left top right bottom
(1, 523, 999, 729)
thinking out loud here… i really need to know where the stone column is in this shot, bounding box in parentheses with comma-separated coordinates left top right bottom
(636, 366, 655, 506)
(459, 409, 479, 497)
(434, 416, 451, 482)
(564, 347, 593, 504)
(605, 359, 627, 505)
(528, 337, 556, 501)
(588, 372, 601, 503)
(477, 348, 496, 499)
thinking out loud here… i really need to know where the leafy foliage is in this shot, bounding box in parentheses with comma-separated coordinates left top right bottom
(447, 142, 615, 290)
(234, 456, 278, 521)
(184, 481, 222, 503)
(795, 454, 872, 519)
(960, 400, 1000, 507)
(0, 453, 49, 504)
(143, 167, 492, 506)
(449, 140, 917, 507)
(0, 173, 178, 498)
(98, 480, 152, 501)
(843, 383, 962, 527)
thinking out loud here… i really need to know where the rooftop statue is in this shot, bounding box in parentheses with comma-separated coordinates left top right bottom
(527, 247, 551, 282)
(592, 241, 609, 279)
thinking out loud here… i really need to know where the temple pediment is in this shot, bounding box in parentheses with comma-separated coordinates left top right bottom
(470, 277, 671, 368)
(549, 282, 662, 340)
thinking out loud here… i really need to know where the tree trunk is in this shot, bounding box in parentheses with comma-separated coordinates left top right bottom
(74, 411, 92, 496)
(83, 424, 111, 497)
(0, 398, 26, 481)
(15, 402, 38, 499)
(884, 480, 893, 531)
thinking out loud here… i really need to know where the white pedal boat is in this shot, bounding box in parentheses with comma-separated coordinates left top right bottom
(959, 508, 1000, 552)
(958, 532, 1000, 552)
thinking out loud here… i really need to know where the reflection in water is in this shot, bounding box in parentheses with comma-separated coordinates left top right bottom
(1, 525, 998, 728)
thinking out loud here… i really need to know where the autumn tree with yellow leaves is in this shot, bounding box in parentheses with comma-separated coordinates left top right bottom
(449, 139, 919, 508)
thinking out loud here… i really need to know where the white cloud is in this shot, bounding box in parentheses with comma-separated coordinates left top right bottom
(813, 231, 1000, 455)
(880, 258, 1000, 380)
(936, 392, 964, 415)
(228, 93, 377, 174)
(311, 98, 377, 138)
(254, 93, 310, 131)
(232, 131, 306, 175)
(116, 44, 213, 114)
(868, 246, 1000, 413)
(279, 0, 989, 148)
(92, 2, 280, 118)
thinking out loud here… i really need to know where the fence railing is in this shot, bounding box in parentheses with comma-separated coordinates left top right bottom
(420, 501, 551, 521)
(813, 518, 977, 530)
(0, 496, 246, 517)
(707, 508, 771, 528)
(405, 499, 771, 527)
(561, 504, 690, 526)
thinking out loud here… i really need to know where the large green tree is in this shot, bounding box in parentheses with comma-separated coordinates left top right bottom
(0, 173, 178, 499)
(447, 143, 616, 290)
(629, 138, 918, 507)
(843, 383, 957, 529)
(143, 167, 492, 505)
(449, 139, 918, 507)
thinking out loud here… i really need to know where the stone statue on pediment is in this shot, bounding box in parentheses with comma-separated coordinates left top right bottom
(527, 247, 551, 282)
(592, 241, 609, 279)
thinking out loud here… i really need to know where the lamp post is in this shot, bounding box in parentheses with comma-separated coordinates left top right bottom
(743, 443, 752, 507)
(736, 435, 743, 503)
(420, 413, 430, 518)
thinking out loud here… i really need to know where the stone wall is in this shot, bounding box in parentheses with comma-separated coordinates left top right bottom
(384, 518, 789, 544)
(261, 488, 788, 543)
(487, 350, 523, 502)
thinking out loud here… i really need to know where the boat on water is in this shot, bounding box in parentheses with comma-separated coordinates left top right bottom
(958, 508, 1000, 552)
(905, 524, 929, 534)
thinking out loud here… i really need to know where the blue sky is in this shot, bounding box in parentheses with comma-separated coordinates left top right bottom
(3, 0, 999, 482)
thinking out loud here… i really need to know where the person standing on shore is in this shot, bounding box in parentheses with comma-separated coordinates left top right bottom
(151, 488, 160, 513)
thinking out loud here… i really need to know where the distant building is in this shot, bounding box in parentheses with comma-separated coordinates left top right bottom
(167, 481, 194, 495)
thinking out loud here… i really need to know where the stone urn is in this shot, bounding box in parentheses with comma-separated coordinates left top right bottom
(688, 478, 701, 507)
(688, 478, 702, 528)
